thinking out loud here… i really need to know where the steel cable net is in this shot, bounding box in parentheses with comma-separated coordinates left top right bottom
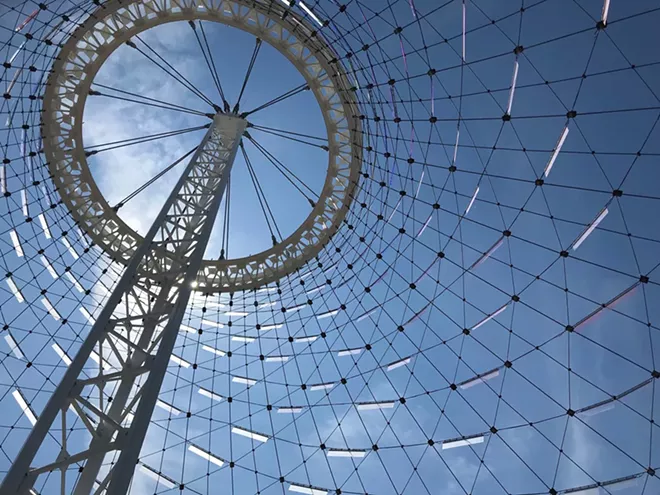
(0, 0, 659, 494)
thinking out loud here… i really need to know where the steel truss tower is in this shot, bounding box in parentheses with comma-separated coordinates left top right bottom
(0, 1, 658, 495)
(0, 114, 247, 495)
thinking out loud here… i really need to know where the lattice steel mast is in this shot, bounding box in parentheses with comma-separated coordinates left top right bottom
(0, 114, 247, 495)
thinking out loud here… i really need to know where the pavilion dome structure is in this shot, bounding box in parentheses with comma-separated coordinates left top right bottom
(0, 1, 659, 494)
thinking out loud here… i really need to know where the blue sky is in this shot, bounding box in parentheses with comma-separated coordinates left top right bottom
(0, 0, 660, 494)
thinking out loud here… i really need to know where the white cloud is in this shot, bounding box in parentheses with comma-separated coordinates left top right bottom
(83, 23, 210, 237)
(443, 454, 479, 495)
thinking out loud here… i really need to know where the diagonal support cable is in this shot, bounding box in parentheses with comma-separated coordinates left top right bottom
(189, 20, 228, 110)
(233, 37, 262, 114)
(240, 82, 309, 117)
(249, 124, 327, 142)
(249, 124, 329, 150)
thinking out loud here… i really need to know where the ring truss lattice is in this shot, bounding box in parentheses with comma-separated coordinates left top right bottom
(1, 0, 660, 494)
(44, 0, 362, 292)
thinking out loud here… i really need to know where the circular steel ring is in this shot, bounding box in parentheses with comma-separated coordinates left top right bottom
(43, 0, 362, 292)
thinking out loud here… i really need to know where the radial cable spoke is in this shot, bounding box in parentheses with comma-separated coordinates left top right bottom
(233, 37, 262, 114)
(249, 124, 329, 150)
(246, 135, 319, 204)
(240, 143, 282, 245)
(130, 35, 218, 110)
(240, 82, 310, 117)
(249, 124, 327, 142)
(90, 83, 211, 118)
(189, 20, 228, 110)
(85, 124, 208, 155)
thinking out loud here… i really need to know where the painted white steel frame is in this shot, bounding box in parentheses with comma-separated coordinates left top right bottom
(43, 0, 362, 293)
